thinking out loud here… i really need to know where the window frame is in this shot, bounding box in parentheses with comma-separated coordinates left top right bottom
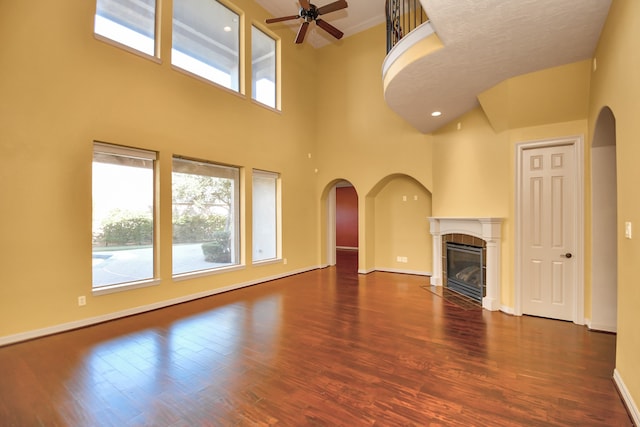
(94, 0, 161, 61)
(252, 169, 281, 264)
(171, 156, 243, 279)
(251, 24, 280, 110)
(92, 142, 160, 295)
(171, 0, 244, 94)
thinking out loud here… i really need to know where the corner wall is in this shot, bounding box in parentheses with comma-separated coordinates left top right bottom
(587, 0, 640, 420)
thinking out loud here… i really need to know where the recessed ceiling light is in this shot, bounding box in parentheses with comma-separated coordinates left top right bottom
(431, 111, 442, 117)
(223, 26, 232, 32)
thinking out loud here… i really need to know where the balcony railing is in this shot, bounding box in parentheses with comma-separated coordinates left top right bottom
(386, 0, 428, 53)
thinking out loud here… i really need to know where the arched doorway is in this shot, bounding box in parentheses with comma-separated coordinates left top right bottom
(321, 175, 432, 275)
(335, 181, 359, 270)
(323, 180, 359, 271)
(591, 106, 618, 332)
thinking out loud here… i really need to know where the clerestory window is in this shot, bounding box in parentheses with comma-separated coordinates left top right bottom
(94, 0, 158, 57)
(172, 0, 241, 91)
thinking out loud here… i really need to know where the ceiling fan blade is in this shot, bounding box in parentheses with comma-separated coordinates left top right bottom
(315, 18, 344, 39)
(295, 21, 310, 44)
(265, 14, 301, 24)
(317, 0, 348, 15)
(299, 0, 311, 10)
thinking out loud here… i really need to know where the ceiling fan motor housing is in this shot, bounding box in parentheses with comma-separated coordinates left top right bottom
(300, 4, 318, 22)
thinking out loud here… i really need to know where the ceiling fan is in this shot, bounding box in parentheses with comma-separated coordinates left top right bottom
(265, 0, 348, 44)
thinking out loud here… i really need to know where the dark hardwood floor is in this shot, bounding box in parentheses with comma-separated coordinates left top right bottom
(0, 251, 632, 426)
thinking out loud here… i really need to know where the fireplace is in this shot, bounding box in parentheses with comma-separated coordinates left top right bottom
(446, 242, 484, 302)
(428, 217, 503, 311)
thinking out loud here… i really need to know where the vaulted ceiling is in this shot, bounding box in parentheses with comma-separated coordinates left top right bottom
(256, 0, 612, 133)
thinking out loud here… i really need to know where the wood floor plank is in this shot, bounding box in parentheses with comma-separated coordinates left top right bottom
(0, 251, 632, 426)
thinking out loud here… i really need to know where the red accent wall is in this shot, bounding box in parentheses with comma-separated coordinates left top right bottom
(336, 186, 358, 248)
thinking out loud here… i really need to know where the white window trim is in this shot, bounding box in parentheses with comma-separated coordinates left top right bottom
(92, 142, 159, 293)
(171, 156, 242, 277)
(252, 169, 280, 264)
(94, 0, 160, 59)
(92, 278, 161, 296)
(250, 23, 281, 111)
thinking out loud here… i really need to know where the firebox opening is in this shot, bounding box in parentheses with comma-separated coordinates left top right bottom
(446, 242, 485, 302)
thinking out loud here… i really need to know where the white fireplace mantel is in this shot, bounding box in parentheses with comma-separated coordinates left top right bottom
(428, 217, 503, 311)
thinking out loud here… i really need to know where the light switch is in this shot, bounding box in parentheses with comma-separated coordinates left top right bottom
(625, 221, 632, 239)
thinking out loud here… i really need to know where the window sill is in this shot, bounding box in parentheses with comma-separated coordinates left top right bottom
(173, 264, 246, 282)
(171, 65, 245, 98)
(252, 258, 282, 267)
(250, 98, 281, 113)
(94, 34, 161, 64)
(92, 278, 161, 296)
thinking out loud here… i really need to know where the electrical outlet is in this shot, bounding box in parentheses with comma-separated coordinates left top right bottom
(78, 296, 86, 306)
(396, 256, 402, 262)
(283, 258, 288, 265)
(402, 257, 408, 263)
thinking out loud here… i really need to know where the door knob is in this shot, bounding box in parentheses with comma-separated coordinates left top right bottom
(561, 253, 573, 259)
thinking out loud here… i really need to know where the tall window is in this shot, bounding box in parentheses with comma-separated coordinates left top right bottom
(172, 0, 240, 91)
(172, 157, 240, 275)
(251, 26, 277, 109)
(92, 143, 157, 289)
(94, 0, 157, 56)
(252, 170, 279, 262)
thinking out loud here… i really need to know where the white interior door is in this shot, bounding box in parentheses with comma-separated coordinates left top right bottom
(521, 143, 577, 321)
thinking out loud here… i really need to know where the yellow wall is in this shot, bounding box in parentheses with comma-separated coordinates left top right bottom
(0, 4, 434, 340)
(479, 60, 591, 132)
(314, 25, 434, 273)
(431, 109, 586, 309)
(373, 176, 432, 273)
(588, 0, 640, 410)
(0, 0, 321, 337)
(1, 1, 638, 413)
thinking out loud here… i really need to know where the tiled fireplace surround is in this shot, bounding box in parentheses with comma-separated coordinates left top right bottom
(429, 218, 503, 311)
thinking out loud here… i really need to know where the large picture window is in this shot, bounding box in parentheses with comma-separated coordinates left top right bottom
(252, 170, 279, 262)
(94, 0, 157, 56)
(251, 26, 277, 109)
(92, 143, 157, 289)
(172, 157, 240, 275)
(172, 0, 240, 91)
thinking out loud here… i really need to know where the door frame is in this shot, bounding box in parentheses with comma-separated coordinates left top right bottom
(326, 185, 337, 267)
(514, 136, 585, 324)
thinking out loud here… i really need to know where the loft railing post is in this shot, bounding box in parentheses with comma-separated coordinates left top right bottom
(385, 0, 428, 53)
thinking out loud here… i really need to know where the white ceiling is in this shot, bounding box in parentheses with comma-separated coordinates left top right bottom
(256, 0, 612, 133)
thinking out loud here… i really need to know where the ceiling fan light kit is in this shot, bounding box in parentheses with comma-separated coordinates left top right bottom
(265, 0, 348, 44)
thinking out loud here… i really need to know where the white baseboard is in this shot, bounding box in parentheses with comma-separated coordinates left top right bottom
(614, 369, 640, 425)
(500, 305, 515, 315)
(588, 321, 617, 333)
(0, 266, 320, 348)
(373, 267, 431, 276)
